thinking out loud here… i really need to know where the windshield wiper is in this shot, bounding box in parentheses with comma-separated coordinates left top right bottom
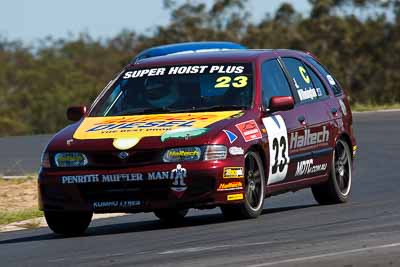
(111, 105, 247, 116)
(112, 107, 174, 116)
(185, 105, 248, 112)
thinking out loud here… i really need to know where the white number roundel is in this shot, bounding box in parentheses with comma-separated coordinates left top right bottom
(262, 115, 289, 185)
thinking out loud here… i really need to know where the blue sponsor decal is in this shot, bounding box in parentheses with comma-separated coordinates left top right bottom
(223, 130, 238, 144)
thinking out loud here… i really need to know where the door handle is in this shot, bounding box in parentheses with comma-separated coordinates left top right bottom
(297, 115, 306, 124)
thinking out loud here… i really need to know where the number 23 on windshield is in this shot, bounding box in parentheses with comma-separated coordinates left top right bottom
(215, 76, 248, 88)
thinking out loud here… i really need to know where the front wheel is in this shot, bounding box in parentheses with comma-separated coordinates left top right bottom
(220, 151, 265, 219)
(311, 139, 352, 205)
(44, 210, 93, 236)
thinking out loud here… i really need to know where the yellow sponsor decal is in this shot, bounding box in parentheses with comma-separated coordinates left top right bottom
(73, 111, 241, 140)
(217, 181, 243, 191)
(167, 150, 200, 157)
(299, 66, 311, 84)
(223, 167, 244, 179)
(227, 193, 244, 201)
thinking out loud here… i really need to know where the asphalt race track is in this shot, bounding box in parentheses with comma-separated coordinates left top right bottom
(1, 111, 400, 267)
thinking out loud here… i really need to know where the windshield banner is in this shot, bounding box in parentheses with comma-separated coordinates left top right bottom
(73, 111, 241, 140)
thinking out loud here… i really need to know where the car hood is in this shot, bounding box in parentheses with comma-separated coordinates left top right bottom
(47, 110, 250, 151)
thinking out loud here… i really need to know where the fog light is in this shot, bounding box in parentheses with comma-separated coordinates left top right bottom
(54, 152, 88, 167)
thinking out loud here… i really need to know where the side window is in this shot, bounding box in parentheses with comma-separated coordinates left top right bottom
(282, 57, 324, 102)
(304, 64, 328, 98)
(305, 56, 343, 96)
(261, 59, 292, 108)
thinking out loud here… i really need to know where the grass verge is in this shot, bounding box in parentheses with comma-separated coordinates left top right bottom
(351, 103, 400, 112)
(0, 208, 43, 225)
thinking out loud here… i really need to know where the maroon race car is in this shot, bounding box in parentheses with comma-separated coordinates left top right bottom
(39, 49, 356, 235)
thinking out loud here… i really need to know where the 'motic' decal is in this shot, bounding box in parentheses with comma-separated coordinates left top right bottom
(73, 111, 240, 140)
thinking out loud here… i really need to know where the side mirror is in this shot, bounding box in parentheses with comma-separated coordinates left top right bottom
(268, 96, 294, 113)
(67, 106, 87, 121)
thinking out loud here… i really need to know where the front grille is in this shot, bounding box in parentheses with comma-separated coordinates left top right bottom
(49, 150, 163, 169)
(89, 150, 162, 167)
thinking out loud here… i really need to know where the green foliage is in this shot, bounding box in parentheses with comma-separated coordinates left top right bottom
(0, 209, 43, 225)
(0, 0, 399, 136)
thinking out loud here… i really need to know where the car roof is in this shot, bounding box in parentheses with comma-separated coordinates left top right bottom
(132, 41, 247, 63)
(129, 49, 309, 69)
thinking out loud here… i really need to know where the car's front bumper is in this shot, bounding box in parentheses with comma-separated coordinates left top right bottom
(38, 159, 245, 213)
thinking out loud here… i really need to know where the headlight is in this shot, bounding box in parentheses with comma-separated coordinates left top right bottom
(204, 145, 227, 161)
(41, 152, 51, 168)
(163, 147, 201, 162)
(54, 152, 88, 167)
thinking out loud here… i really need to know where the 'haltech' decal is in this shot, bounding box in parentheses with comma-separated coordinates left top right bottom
(73, 111, 240, 140)
(290, 126, 329, 150)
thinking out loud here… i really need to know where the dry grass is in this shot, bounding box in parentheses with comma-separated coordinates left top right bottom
(0, 177, 42, 225)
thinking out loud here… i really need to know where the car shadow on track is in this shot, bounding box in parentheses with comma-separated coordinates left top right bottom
(0, 204, 316, 244)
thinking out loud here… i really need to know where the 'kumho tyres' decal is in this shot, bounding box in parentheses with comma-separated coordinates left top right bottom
(262, 115, 289, 185)
(73, 111, 241, 140)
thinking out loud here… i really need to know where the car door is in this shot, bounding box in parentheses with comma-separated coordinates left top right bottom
(280, 57, 332, 179)
(260, 58, 308, 185)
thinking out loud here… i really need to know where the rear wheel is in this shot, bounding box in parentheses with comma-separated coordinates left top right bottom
(312, 139, 352, 205)
(154, 208, 188, 224)
(44, 210, 92, 236)
(220, 151, 265, 219)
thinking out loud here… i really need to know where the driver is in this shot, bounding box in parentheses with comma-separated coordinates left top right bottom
(144, 77, 179, 108)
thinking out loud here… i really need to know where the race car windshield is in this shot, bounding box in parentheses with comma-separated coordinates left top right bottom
(90, 63, 253, 117)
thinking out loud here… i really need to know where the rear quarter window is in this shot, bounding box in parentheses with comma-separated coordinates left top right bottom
(305, 56, 343, 96)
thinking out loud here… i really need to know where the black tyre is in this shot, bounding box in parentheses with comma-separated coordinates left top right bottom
(220, 151, 265, 219)
(44, 210, 93, 236)
(154, 208, 189, 224)
(312, 139, 352, 205)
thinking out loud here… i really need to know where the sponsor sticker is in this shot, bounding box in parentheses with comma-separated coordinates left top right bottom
(122, 65, 245, 79)
(299, 66, 311, 84)
(228, 146, 244, 156)
(297, 87, 318, 101)
(223, 130, 238, 144)
(217, 181, 243, 191)
(339, 99, 347, 116)
(169, 164, 187, 198)
(295, 159, 327, 176)
(161, 127, 208, 142)
(290, 126, 329, 150)
(223, 167, 244, 179)
(73, 111, 241, 140)
(93, 200, 142, 209)
(227, 193, 244, 201)
(235, 120, 262, 142)
(327, 75, 336, 85)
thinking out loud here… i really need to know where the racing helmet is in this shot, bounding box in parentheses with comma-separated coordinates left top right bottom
(144, 77, 179, 108)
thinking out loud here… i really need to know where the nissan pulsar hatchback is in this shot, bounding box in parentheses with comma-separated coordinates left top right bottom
(39, 49, 356, 235)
